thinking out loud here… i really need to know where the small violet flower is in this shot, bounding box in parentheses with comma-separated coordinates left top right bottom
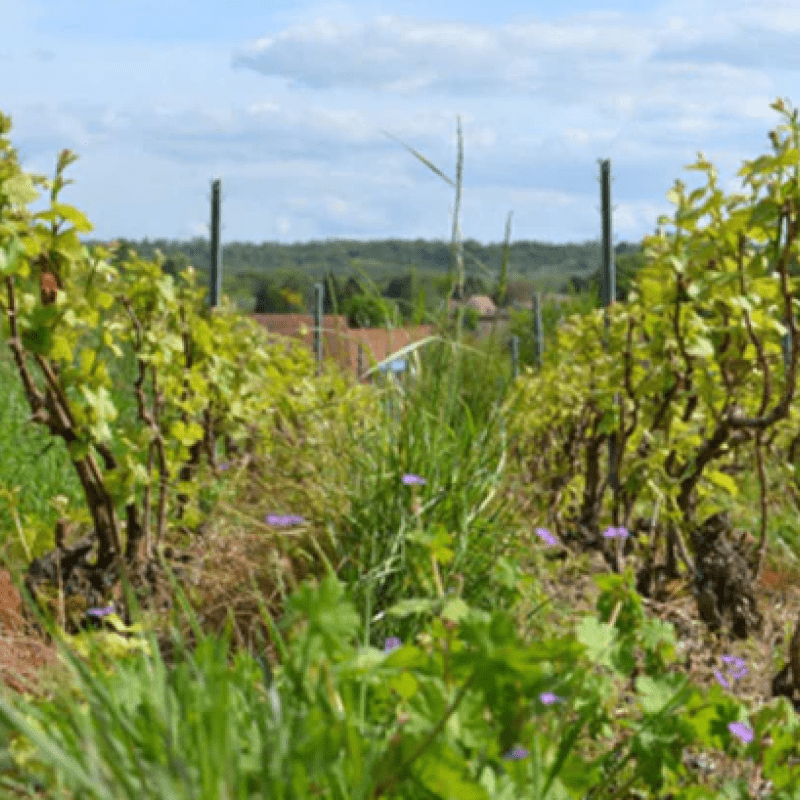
(266, 514, 305, 526)
(534, 527, 558, 546)
(715, 655, 749, 690)
(602, 526, 629, 539)
(728, 722, 754, 744)
(502, 747, 529, 761)
(721, 655, 748, 680)
(402, 474, 427, 485)
(384, 637, 401, 652)
(539, 692, 562, 705)
(713, 671, 730, 689)
(87, 605, 115, 618)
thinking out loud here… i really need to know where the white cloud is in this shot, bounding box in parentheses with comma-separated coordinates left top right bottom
(231, 13, 654, 96)
(563, 128, 594, 146)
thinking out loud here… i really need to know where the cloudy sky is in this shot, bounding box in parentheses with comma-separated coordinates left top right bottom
(3, 0, 797, 248)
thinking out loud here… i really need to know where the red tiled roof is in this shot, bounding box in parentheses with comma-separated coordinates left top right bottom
(248, 314, 437, 380)
(346, 326, 437, 376)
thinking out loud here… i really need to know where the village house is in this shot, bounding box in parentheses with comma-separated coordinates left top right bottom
(248, 313, 436, 383)
(246, 293, 575, 382)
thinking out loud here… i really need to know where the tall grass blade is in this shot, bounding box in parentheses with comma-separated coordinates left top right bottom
(451, 116, 464, 299)
(380, 117, 465, 302)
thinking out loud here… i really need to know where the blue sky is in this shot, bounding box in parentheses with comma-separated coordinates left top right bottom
(4, 0, 798, 247)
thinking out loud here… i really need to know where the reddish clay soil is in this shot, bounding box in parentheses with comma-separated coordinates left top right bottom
(0, 569, 64, 699)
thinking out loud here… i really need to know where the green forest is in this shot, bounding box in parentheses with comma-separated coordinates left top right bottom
(82, 234, 650, 325)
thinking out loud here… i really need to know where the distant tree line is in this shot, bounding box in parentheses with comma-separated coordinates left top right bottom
(89, 235, 650, 328)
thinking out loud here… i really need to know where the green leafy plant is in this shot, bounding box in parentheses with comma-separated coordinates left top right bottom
(506, 97, 800, 589)
(0, 109, 381, 584)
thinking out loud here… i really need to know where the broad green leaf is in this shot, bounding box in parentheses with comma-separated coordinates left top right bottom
(157, 275, 175, 303)
(729, 296, 752, 313)
(79, 385, 118, 421)
(168, 419, 204, 445)
(685, 336, 714, 358)
(415, 743, 491, 800)
(768, 317, 787, 336)
(3, 172, 39, 206)
(161, 332, 183, 352)
(49, 335, 73, 363)
(100, 330, 123, 358)
(639, 673, 693, 721)
(704, 469, 738, 498)
(54, 227, 83, 255)
(0, 236, 24, 275)
(20, 324, 53, 356)
(390, 671, 418, 700)
(576, 617, 615, 667)
(51, 202, 93, 232)
(79, 348, 96, 376)
(636, 675, 676, 714)
(387, 598, 438, 617)
(91, 291, 115, 310)
(442, 597, 470, 623)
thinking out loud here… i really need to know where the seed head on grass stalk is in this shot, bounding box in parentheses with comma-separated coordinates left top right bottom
(380, 115, 514, 340)
(380, 116, 466, 302)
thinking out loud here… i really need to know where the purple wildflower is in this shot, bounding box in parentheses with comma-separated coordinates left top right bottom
(602, 526, 629, 539)
(384, 637, 401, 652)
(728, 722, 754, 744)
(539, 692, 562, 705)
(721, 655, 748, 680)
(266, 514, 305, 526)
(87, 605, 115, 618)
(534, 527, 558, 546)
(402, 474, 427, 485)
(502, 747, 529, 760)
(714, 670, 730, 689)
